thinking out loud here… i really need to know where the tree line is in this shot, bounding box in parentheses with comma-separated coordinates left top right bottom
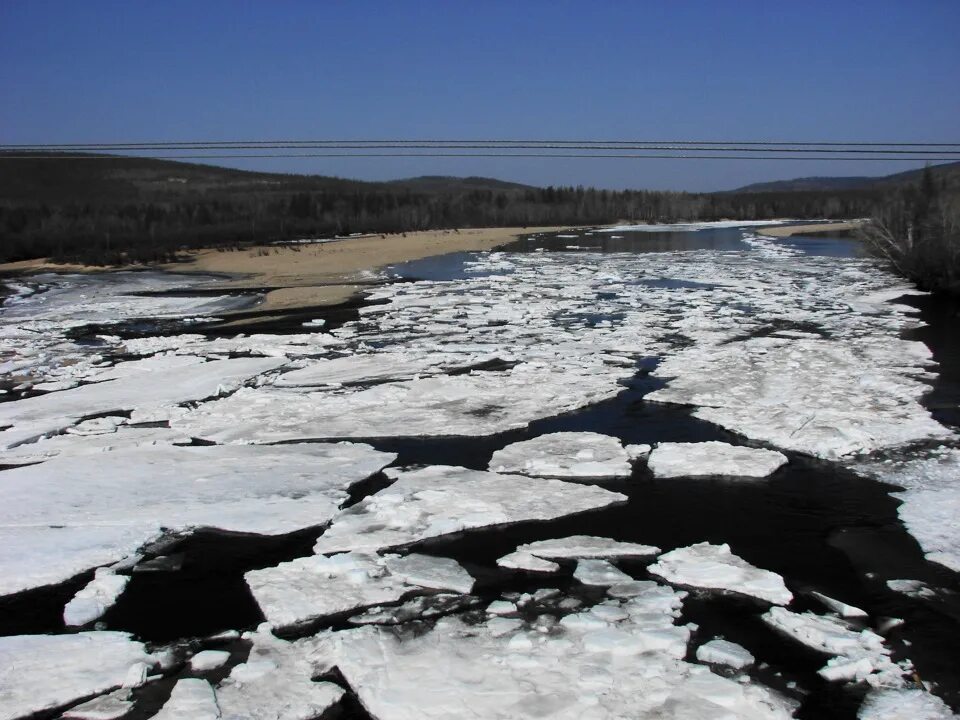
(0, 181, 888, 266)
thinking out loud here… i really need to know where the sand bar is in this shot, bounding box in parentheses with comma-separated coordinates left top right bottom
(166, 226, 586, 311)
(759, 221, 863, 237)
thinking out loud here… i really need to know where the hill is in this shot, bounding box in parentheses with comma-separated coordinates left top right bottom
(731, 161, 960, 193)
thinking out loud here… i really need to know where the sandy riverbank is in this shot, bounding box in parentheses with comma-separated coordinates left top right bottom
(164, 226, 585, 311)
(759, 221, 863, 237)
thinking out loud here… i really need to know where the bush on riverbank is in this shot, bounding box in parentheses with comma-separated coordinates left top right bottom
(860, 167, 960, 295)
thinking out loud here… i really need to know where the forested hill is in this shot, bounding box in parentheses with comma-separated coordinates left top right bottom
(731, 161, 960, 193)
(0, 152, 950, 264)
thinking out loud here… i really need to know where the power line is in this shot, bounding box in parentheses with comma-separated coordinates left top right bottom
(3, 143, 960, 156)
(2, 152, 958, 161)
(3, 139, 960, 148)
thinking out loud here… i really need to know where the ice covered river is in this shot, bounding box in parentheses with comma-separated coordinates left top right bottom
(0, 221, 958, 720)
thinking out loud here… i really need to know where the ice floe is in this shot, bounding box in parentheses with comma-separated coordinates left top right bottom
(857, 688, 957, 719)
(313, 465, 626, 554)
(173, 363, 623, 443)
(763, 606, 908, 685)
(696, 638, 755, 669)
(0, 631, 152, 720)
(245, 552, 473, 629)
(190, 650, 231, 672)
(515, 535, 660, 560)
(308, 579, 796, 719)
(647, 441, 788, 478)
(647, 337, 949, 460)
(64, 567, 130, 627)
(153, 678, 220, 720)
(574, 559, 634, 586)
(488, 431, 633, 478)
(497, 550, 561, 572)
(0, 356, 284, 441)
(215, 625, 344, 720)
(855, 448, 960, 573)
(0, 443, 394, 595)
(648, 542, 793, 605)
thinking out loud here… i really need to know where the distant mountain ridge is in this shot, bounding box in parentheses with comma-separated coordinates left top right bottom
(731, 161, 960, 193)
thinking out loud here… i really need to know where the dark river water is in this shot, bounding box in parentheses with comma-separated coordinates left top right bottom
(2, 224, 958, 720)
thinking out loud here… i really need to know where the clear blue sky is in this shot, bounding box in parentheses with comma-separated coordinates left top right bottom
(2, 0, 958, 191)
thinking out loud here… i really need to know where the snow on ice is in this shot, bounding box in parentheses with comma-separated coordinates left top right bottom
(648, 542, 793, 605)
(313, 465, 627, 554)
(488, 432, 634, 478)
(64, 567, 130, 627)
(647, 441, 788, 478)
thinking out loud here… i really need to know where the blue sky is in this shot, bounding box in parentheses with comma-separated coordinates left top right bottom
(2, 0, 958, 191)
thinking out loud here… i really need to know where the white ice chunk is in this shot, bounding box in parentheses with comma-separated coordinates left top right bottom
(763, 606, 907, 686)
(216, 625, 344, 720)
(886, 579, 937, 600)
(517, 535, 660, 560)
(858, 688, 956, 719)
(190, 650, 231, 672)
(696, 638, 755, 669)
(64, 567, 130, 627)
(488, 431, 633, 478)
(152, 678, 220, 720)
(245, 552, 472, 630)
(810, 591, 868, 618)
(383, 554, 474, 594)
(496, 550, 560, 572)
(0, 425, 192, 466)
(0, 632, 151, 720)
(274, 352, 447, 387)
(313, 465, 626, 554)
(574, 559, 634, 586)
(625, 443, 652, 460)
(649, 542, 793, 605)
(647, 441, 788, 478)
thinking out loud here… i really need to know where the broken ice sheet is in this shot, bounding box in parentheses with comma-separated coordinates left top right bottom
(647, 337, 950, 460)
(647, 441, 788, 479)
(245, 552, 474, 630)
(648, 542, 793, 605)
(307, 580, 796, 720)
(0, 631, 152, 720)
(349, 594, 480, 626)
(0, 443, 394, 595)
(313, 464, 627, 554)
(488, 431, 634, 478)
(0, 356, 285, 437)
(763, 606, 909, 686)
(215, 624, 344, 720)
(857, 688, 957, 719)
(696, 638, 755, 670)
(855, 448, 960, 573)
(573, 559, 634, 586)
(173, 363, 624, 443)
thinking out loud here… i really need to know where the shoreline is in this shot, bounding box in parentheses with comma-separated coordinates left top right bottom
(0, 226, 589, 319)
(759, 221, 863, 237)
